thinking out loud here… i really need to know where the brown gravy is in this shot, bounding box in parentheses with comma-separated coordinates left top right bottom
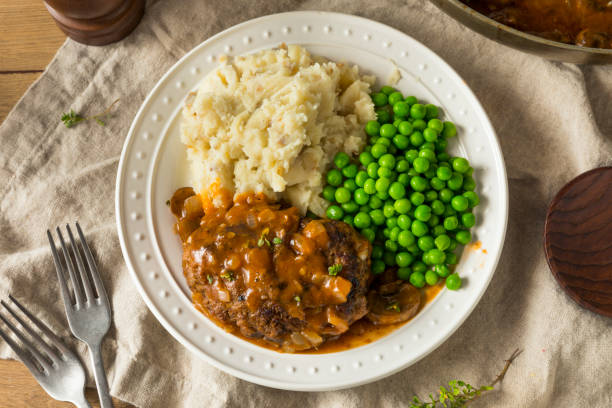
(461, 0, 612, 48)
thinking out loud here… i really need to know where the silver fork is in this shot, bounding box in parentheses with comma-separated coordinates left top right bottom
(0, 295, 91, 408)
(48, 223, 114, 408)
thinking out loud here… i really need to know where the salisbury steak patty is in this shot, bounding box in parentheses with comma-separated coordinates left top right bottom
(172, 188, 371, 352)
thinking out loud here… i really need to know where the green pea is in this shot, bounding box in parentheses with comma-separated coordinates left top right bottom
(375, 177, 391, 194)
(371, 143, 388, 159)
(322, 185, 336, 202)
(430, 199, 445, 215)
(395, 159, 410, 173)
(383, 203, 396, 218)
(326, 205, 344, 220)
(419, 149, 437, 162)
(430, 177, 445, 191)
(388, 145, 398, 155)
(425, 104, 439, 119)
(425, 270, 439, 286)
(334, 152, 350, 169)
(369, 196, 383, 209)
(442, 121, 457, 138)
(463, 176, 476, 191)
(435, 139, 448, 152)
(465, 167, 474, 176)
(376, 109, 391, 124)
(396, 252, 414, 267)
(381, 85, 396, 95)
(359, 151, 375, 166)
(444, 205, 457, 217)
(410, 271, 426, 288)
(437, 152, 450, 162)
(410, 176, 428, 192)
(377, 137, 391, 147)
(335, 187, 351, 204)
(414, 205, 432, 222)
(366, 162, 379, 178)
(413, 157, 430, 173)
(388, 91, 404, 105)
(361, 228, 375, 243)
(377, 167, 393, 179)
(423, 128, 438, 142)
(410, 103, 427, 119)
(389, 182, 406, 200)
(409, 192, 424, 206)
(463, 191, 480, 208)
(342, 214, 354, 226)
(428, 118, 444, 133)
(359, 205, 371, 213)
(425, 190, 438, 202)
(393, 118, 403, 128)
(398, 121, 413, 136)
(451, 195, 469, 212)
(440, 188, 453, 203)
(446, 252, 458, 265)
(455, 230, 472, 245)
(364, 178, 377, 195)
(424, 167, 437, 180)
(411, 261, 426, 274)
(379, 123, 397, 139)
(341, 201, 359, 214)
(462, 212, 476, 228)
(397, 267, 412, 281)
(372, 245, 384, 259)
(355, 170, 369, 187)
(418, 236, 435, 252)
(370, 209, 385, 226)
(411, 220, 428, 237)
(443, 216, 459, 230)
(372, 259, 386, 274)
(434, 264, 451, 278)
(447, 173, 464, 191)
(449, 239, 458, 251)
(326, 169, 343, 186)
(405, 149, 418, 163)
(434, 234, 451, 251)
(393, 134, 410, 150)
(427, 249, 446, 265)
(398, 173, 410, 187)
(397, 214, 412, 230)
(404, 95, 418, 105)
(410, 131, 424, 147)
(428, 214, 440, 227)
(342, 164, 358, 178)
(353, 212, 371, 229)
(389, 227, 401, 242)
(398, 230, 415, 247)
(393, 101, 410, 118)
(394, 198, 412, 214)
(412, 119, 427, 131)
(372, 92, 388, 107)
(354, 188, 369, 205)
(452, 157, 470, 173)
(343, 179, 357, 192)
(437, 166, 452, 181)
(383, 228, 391, 238)
(432, 225, 446, 236)
(385, 240, 399, 253)
(386, 216, 398, 229)
(446, 273, 461, 290)
(378, 153, 396, 169)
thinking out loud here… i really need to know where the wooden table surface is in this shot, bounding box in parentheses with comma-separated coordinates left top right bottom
(0, 2, 133, 407)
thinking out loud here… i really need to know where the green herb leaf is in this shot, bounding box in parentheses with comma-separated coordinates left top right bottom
(60, 99, 119, 129)
(385, 301, 400, 312)
(328, 263, 342, 276)
(220, 271, 234, 281)
(294, 296, 301, 302)
(207, 275, 213, 284)
(273, 237, 283, 245)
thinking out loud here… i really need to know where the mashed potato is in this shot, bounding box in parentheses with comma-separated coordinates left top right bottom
(181, 45, 375, 215)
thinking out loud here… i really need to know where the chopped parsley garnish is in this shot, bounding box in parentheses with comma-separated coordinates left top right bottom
(328, 263, 343, 276)
(207, 275, 213, 284)
(220, 271, 234, 281)
(272, 237, 283, 245)
(257, 229, 271, 247)
(385, 302, 401, 313)
(294, 296, 301, 302)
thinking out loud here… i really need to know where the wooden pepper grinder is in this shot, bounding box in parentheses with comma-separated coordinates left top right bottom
(44, 0, 145, 46)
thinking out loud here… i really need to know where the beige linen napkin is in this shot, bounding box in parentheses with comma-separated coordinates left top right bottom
(1, 0, 611, 406)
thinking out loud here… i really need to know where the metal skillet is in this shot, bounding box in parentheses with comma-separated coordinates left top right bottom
(430, 0, 612, 64)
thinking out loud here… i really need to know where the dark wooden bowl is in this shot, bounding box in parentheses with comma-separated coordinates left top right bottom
(544, 167, 612, 317)
(44, 0, 145, 46)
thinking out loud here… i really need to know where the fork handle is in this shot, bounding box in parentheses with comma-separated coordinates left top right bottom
(88, 342, 114, 408)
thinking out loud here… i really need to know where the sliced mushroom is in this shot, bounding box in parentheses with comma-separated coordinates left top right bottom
(366, 282, 422, 325)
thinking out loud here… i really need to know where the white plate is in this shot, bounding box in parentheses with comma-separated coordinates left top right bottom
(116, 11, 508, 391)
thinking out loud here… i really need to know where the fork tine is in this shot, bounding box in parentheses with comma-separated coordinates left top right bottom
(47, 230, 74, 308)
(66, 224, 95, 302)
(56, 227, 85, 307)
(0, 300, 60, 363)
(76, 222, 109, 302)
(7, 295, 70, 355)
(0, 312, 52, 373)
(0, 326, 43, 376)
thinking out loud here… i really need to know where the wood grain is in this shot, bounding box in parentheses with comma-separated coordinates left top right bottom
(0, 73, 41, 123)
(544, 167, 612, 317)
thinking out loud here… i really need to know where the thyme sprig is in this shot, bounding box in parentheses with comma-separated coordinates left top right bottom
(61, 98, 120, 128)
(410, 349, 522, 408)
